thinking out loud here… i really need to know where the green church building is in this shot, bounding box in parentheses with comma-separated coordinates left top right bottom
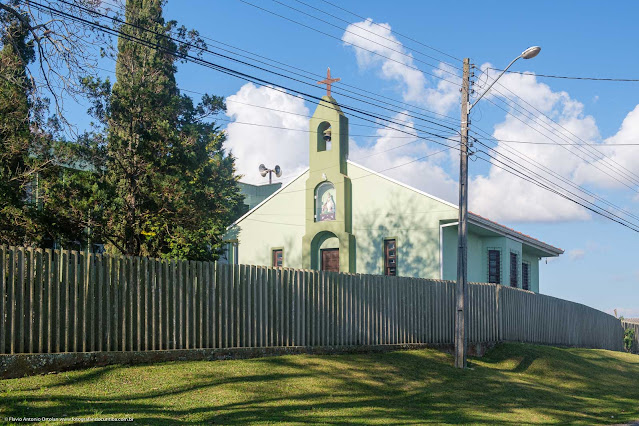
(225, 94, 563, 293)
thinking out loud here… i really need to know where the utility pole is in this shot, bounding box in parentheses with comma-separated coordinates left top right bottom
(452, 47, 540, 369)
(455, 58, 470, 369)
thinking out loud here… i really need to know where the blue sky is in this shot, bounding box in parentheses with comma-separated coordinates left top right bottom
(68, 0, 639, 317)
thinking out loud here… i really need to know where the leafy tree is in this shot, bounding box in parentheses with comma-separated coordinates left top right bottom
(83, 0, 242, 260)
(0, 1, 115, 249)
(0, 6, 44, 246)
(0, 0, 112, 130)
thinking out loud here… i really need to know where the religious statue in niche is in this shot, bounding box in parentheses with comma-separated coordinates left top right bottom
(316, 182, 336, 221)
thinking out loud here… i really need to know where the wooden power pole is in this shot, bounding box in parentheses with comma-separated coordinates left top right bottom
(455, 58, 471, 369)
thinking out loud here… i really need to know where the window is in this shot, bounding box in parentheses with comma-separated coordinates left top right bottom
(315, 182, 336, 222)
(272, 249, 283, 268)
(522, 262, 530, 290)
(384, 239, 397, 276)
(488, 249, 501, 284)
(510, 252, 518, 287)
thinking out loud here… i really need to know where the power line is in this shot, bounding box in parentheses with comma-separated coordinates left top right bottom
(271, 0, 462, 76)
(487, 68, 639, 82)
(470, 129, 639, 224)
(243, 1, 639, 199)
(304, 0, 639, 230)
(30, 0, 639, 232)
(273, 147, 453, 193)
(474, 137, 639, 224)
(93, 0, 462, 126)
(482, 69, 639, 185)
(59, 0, 462, 139)
(473, 68, 639, 187)
(317, 0, 463, 63)
(37, 0, 462, 150)
(475, 153, 639, 233)
(105, 1, 464, 136)
(471, 75, 639, 191)
(95, 59, 457, 137)
(289, 0, 460, 69)
(215, 117, 455, 162)
(472, 136, 639, 147)
(235, 0, 463, 88)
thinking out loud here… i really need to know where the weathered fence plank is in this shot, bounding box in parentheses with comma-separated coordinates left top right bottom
(0, 247, 625, 355)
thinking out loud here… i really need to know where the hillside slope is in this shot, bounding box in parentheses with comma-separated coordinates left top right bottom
(1, 343, 638, 424)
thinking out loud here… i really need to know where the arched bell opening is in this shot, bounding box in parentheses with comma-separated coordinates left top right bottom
(317, 121, 332, 152)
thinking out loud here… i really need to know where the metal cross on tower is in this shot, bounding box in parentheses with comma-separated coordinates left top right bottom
(317, 67, 340, 97)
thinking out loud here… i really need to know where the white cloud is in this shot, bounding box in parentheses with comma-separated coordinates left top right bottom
(342, 19, 460, 114)
(577, 104, 639, 189)
(567, 249, 585, 261)
(468, 64, 639, 222)
(339, 23, 639, 223)
(224, 83, 310, 184)
(350, 112, 458, 203)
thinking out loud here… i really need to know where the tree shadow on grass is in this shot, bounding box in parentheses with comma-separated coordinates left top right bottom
(2, 344, 639, 424)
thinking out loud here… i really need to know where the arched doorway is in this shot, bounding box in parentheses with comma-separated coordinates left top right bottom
(311, 231, 340, 272)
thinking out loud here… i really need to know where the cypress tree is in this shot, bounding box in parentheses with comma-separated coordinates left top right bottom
(95, 0, 242, 259)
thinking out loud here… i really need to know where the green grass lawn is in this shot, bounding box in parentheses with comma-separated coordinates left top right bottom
(1, 343, 638, 424)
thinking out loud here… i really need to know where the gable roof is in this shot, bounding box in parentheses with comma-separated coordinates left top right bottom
(469, 212, 564, 256)
(229, 161, 563, 256)
(229, 168, 309, 228)
(347, 160, 563, 256)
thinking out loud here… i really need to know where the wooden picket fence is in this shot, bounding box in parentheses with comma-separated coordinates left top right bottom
(0, 246, 624, 355)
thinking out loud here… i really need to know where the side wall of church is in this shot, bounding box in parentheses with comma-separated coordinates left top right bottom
(227, 171, 309, 268)
(348, 162, 458, 279)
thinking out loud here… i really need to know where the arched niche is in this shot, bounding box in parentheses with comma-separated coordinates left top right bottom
(315, 181, 336, 222)
(317, 121, 332, 152)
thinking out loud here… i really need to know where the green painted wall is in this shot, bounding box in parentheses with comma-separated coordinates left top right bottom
(228, 160, 546, 293)
(226, 171, 308, 268)
(348, 162, 458, 278)
(442, 227, 494, 283)
(302, 96, 355, 272)
(441, 225, 541, 292)
(226, 97, 554, 292)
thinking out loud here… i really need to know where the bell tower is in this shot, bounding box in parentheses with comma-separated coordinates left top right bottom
(302, 69, 355, 272)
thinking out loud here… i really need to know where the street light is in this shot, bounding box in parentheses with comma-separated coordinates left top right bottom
(470, 46, 541, 111)
(454, 46, 541, 369)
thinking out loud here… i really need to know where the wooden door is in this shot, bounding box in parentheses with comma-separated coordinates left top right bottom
(321, 248, 339, 272)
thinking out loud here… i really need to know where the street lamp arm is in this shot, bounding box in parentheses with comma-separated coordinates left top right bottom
(469, 55, 521, 111)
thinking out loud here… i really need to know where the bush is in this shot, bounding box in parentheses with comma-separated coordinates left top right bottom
(624, 327, 636, 352)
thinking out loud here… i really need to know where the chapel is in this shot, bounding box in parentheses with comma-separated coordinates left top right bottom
(224, 78, 563, 293)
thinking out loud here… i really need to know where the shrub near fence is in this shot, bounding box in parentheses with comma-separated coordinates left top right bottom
(0, 246, 624, 355)
(622, 321, 639, 353)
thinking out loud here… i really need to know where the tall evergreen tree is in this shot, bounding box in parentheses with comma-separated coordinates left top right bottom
(86, 0, 242, 260)
(0, 7, 39, 246)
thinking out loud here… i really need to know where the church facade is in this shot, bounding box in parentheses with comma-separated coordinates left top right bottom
(224, 95, 563, 293)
